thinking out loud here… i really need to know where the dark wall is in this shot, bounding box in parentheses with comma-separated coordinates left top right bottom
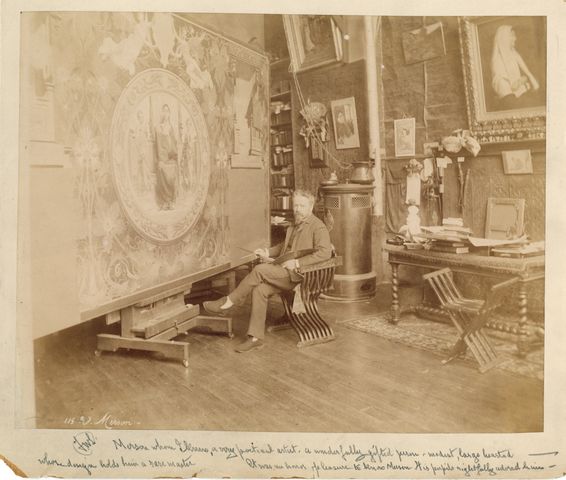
(381, 16, 468, 154)
(381, 16, 545, 241)
(291, 59, 369, 194)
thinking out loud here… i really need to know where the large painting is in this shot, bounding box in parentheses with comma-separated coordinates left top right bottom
(459, 16, 546, 144)
(20, 12, 269, 318)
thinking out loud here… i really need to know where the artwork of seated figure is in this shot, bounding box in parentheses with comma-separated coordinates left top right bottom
(154, 104, 179, 211)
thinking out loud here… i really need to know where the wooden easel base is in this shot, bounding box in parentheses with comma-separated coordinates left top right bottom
(96, 311, 232, 368)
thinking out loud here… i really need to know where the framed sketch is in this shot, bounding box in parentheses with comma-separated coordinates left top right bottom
(502, 149, 533, 174)
(394, 117, 416, 157)
(330, 97, 360, 149)
(459, 16, 546, 144)
(231, 60, 269, 168)
(282, 15, 343, 72)
(402, 21, 446, 64)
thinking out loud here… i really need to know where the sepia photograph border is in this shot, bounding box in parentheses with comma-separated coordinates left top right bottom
(1, 1, 566, 479)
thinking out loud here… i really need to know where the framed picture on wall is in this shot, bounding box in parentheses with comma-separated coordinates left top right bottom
(402, 21, 446, 64)
(459, 16, 546, 144)
(394, 117, 416, 157)
(282, 15, 343, 72)
(330, 97, 360, 150)
(502, 149, 533, 174)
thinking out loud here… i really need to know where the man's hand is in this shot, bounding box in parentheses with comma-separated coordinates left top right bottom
(281, 259, 299, 271)
(254, 248, 273, 263)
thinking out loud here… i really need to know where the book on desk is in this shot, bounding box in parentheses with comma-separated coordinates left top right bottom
(430, 244, 470, 254)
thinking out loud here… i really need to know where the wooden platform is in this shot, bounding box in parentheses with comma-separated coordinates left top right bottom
(33, 285, 543, 433)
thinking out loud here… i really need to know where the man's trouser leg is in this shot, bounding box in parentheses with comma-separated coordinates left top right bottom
(229, 263, 297, 340)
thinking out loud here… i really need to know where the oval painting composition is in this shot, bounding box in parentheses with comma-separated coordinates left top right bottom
(110, 69, 210, 244)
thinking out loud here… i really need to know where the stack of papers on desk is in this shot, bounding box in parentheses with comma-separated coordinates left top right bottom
(467, 236, 528, 247)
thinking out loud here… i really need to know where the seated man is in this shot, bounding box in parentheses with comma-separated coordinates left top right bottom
(203, 189, 332, 353)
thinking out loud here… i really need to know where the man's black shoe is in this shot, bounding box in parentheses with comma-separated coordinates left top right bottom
(235, 337, 264, 353)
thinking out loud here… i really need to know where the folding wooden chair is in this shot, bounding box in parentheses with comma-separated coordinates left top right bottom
(278, 256, 342, 347)
(423, 268, 519, 373)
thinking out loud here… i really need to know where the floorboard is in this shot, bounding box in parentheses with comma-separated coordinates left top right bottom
(33, 285, 543, 433)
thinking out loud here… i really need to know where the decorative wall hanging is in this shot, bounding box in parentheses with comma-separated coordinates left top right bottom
(330, 96, 360, 150)
(459, 16, 546, 144)
(283, 15, 343, 72)
(298, 101, 329, 168)
(402, 21, 446, 65)
(20, 12, 270, 317)
(394, 117, 416, 157)
(231, 63, 269, 168)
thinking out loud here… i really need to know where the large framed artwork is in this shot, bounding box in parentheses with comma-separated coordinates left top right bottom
(459, 16, 546, 144)
(19, 12, 270, 335)
(282, 15, 343, 72)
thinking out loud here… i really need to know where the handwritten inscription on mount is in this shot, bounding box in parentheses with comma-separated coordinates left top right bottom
(34, 432, 559, 478)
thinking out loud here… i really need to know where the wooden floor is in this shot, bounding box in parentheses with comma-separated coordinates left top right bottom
(34, 285, 543, 433)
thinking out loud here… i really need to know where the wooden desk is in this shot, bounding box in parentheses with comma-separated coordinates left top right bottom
(384, 245, 545, 357)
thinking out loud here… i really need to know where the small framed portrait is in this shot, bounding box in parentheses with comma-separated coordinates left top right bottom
(394, 117, 416, 157)
(501, 149, 533, 174)
(330, 97, 360, 150)
(282, 15, 343, 72)
(459, 16, 546, 143)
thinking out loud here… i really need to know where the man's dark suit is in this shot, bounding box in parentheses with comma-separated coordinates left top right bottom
(229, 214, 332, 339)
